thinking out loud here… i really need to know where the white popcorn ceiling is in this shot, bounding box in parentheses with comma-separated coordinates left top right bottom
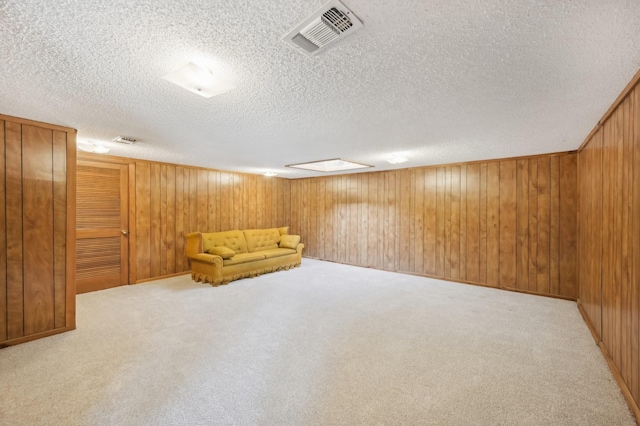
(1, 1, 640, 178)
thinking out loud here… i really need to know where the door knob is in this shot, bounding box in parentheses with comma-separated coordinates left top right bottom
(121, 230, 128, 235)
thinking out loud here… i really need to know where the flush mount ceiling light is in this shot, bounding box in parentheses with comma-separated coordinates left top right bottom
(162, 61, 235, 98)
(286, 158, 373, 172)
(77, 141, 110, 154)
(387, 154, 409, 164)
(263, 172, 278, 177)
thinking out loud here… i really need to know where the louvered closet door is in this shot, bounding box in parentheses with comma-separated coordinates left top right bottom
(76, 161, 129, 293)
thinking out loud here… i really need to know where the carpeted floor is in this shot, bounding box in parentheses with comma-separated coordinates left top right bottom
(0, 259, 635, 425)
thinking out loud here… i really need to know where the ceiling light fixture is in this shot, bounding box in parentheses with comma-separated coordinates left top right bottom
(162, 61, 235, 98)
(286, 158, 373, 173)
(386, 154, 409, 164)
(263, 172, 278, 177)
(77, 142, 111, 154)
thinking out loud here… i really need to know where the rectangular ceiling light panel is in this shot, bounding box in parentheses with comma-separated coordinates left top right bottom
(282, 0, 363, 56)
(286, 158, 372, 172)
(162, 62, 234, 98)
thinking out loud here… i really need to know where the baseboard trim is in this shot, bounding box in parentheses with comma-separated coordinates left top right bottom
(599, 342, 640, 424)
(0, 326, 75, 349)
(135, 271, 191, 284)
(576, 299, 601, 342)
(302, 256, 576, 301)
(576, 301, 640, 424)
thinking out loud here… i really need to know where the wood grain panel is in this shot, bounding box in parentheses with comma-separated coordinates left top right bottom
(0, 121, 5, 342)
(486, 162, 500, 286)
(577, 81, 640, 417)
(5, 121, 24, 339)
(1, 114, 75, 347)
(133, 160, 293, 281)
(465, 164, 480, 282)
(53, 131, 67, 328)
(499, 161, 517, 288)
(536, 157, 551, 295)
(12, 126, 53, 332)
(516, 159, 529, 290)
(290, 152, 577, 299)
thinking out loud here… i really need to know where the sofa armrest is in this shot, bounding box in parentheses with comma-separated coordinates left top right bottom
(185, 232, 203, 258)
(192, 253, 222, 264)
(296, 243, 304, 255)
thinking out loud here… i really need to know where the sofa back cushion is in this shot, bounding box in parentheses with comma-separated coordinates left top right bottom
(243, 228, 281, 252)
(202, 230, 248, 254)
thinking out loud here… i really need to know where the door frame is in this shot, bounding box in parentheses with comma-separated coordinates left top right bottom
(77, 152, 137, 284)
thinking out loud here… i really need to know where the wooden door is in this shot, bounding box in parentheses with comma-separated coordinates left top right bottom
(76, 161, 129, 293)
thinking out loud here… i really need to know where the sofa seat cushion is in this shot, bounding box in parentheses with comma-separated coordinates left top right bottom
(223, 252, 266, 266)
(205, 246, 235, 259)
(243, 228, 281, 252)
(203, 230, 248, 254)
(259, 248, 297, 259)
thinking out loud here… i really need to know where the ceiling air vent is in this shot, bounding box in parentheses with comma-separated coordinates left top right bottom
(282, 0, 363, 57)
(113, 136, 137, 144)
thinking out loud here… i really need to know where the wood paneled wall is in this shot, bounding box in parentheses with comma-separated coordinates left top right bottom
(290, 152, 577, 299)
(0, 114, 76, 348)
(578, 82, 640, 419)
(134, 162, 291, 282)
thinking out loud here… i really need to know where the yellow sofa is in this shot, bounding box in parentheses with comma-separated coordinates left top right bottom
(185, 227, 304, 286)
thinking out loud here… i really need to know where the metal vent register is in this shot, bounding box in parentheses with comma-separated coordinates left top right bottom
(282, 0, 363, 56)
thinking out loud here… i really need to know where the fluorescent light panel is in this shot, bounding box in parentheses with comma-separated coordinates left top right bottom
(162, 62, 234, 98)
(286, 158, 373, 172)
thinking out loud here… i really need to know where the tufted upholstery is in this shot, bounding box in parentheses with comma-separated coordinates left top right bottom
(202, 230, 248, 254)
(243, 228, 281, 252)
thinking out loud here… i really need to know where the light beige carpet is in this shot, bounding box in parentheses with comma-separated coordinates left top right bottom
(0, 259, 635, 425)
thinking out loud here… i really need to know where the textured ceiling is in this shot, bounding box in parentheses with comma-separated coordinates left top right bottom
(2, 1, 640, 178)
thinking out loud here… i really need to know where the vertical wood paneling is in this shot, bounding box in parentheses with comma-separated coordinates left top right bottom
(577, 82, 640, 416)
(150, 164, 161, 277)
(528, 159, 538, 292)
(549, 157, 560, 295)
(22, 125, 55, 335)
(1, 115, 75, 347)
(486, 162, 500, 286)
(450, 167, 461, 279)
(465, 164, 480, 282)
(6, 121, 24, 339)
(436, 168, 446, 276)
(479, 164, 488, 284)
(53, 131, 67, 328)
(424, 169, 437, 275)
(536, 157, 551, 295)
(499, 161, 517, 288)
(135, 162, 151, 280)
(175, 167, 185, 272)
(0, 121, 5, 342)
(134, 162, 292, 280)
(516, 159, 529, 290)
(289, 152, 576, 299)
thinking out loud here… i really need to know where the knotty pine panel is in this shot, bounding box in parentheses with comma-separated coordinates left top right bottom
(577, 83, 640, 414)
(290, 152, 577, 299)
(134, 161, 291, 281)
